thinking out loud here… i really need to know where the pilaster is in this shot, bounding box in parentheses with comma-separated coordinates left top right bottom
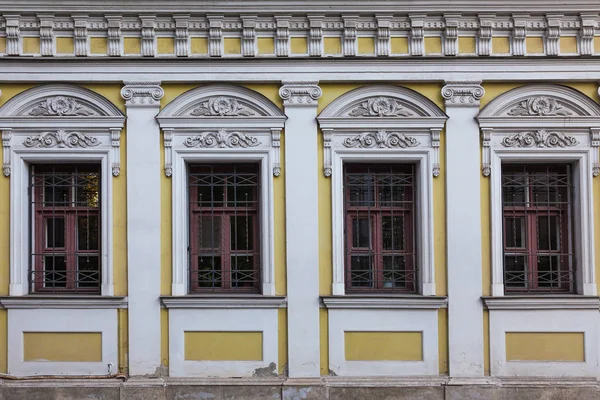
(279, 81, 322, 378)
(442, 81, 485, 378)
(121, 81, 165, 376)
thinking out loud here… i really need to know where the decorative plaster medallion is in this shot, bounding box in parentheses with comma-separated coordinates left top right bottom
(23, 130, 101, 148)
(501, 130, 579, 148)
(348, 97, 413, 117)
(342, 131, 420, 148)
(190, 97, 256, 117)
(28, 96, 95, 116)
(507, 96, 572, 116)
(183, 130, 261, 148)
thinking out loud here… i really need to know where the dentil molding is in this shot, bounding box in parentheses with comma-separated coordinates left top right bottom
(279, 81, 322, 107)
(121, 81, 164, 107)
(441, 81, 485, 107)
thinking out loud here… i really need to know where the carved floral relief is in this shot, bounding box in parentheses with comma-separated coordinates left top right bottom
(507, 96, 572, 116)
(190, 97, 256, 117)
(184, 130, 261, 148)
(28, 96, 96, 116)
(23, 130, 101, 148)
(501, 130, 578, 148)
(348, 97, 414, 117)
(342, 131, 420, 148)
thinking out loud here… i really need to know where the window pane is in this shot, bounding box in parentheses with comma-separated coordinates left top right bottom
(231, 256, 257, 288)
(347, 174, 375, 207)
(227, 173, 258, 207)
(77, 256, 100, 288)
(349, 256, 373, 287)
(196, 216, 221, 250)
(502, 173, 526, 206)
(383, 255, 408, 288)
(351, 218, 371, 248)
(537, 216, 560, 251)
(379, 173, 413, 207)
(75, 173, 99, 207)
(382, 216, 404, 250)
(537, 255, 561, 288)
(44, 255, 67, 288)
(197, 256, 222, 288)
(504, 255, 527, 288)
(504, 217, 526, 249)
(78, 216, 99, 251)
(46, 218, 65, 248)
(44, 175, 70, 206)
(196, 183, 225, 207)
(230, 216, 254, 251)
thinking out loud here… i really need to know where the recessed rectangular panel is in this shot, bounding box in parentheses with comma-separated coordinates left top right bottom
(344, 331, 423, 361)
(184, 331, 263, 361)
(23, 332, 102, 362)
(505, 332, 584, 362)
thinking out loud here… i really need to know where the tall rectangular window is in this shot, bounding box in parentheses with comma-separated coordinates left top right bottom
(343, 164, 417, 292)
(502, 164, 575, 293)
(30, 164, 101, 293)
(188, 164, 260, 292)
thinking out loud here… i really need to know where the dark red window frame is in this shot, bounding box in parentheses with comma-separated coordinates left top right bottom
(502, 164, 575, 293)
(30, 164, 101, 293)
(188, 164, 261, 293)
(343, 163, 417, 292)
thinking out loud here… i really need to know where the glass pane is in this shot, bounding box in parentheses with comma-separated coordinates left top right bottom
(46, 218, 65, 248)
(196, 216, 221, 250)
(75, 173, 99, 207)
(349, 255, 372, 287)
(382, 216, 404, 250)
(537, 256, 560, 287)
(379, 175, 412, 207)
(347, 174, 375, 207)
(197, 256, 222, 288)
(78, 215, 99, 250)
(504, 217, 526, 249)
(502, 174, 526, 206)
(231, 256, 256, 288)
(77, 256, 99, 288)
(196, 183, 225, 207)
(230, 216, 254, 251)
(504, 255, 527, 288)
(383, 255, 408, 288)
(44, 255, 67, 287)
(351, 218, 371, 248)
(538, 216, 560, 251)
(227, 176, 257, 207)
(44, 176, 70, 206)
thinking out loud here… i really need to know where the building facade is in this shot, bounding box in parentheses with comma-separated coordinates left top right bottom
(0, 1, 599, 399)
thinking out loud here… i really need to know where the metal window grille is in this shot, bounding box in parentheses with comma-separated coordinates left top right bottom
(188, 164, 261, 293)
(501, 164, 575, 293)
(30, 164, 101, 293)
(343, 163, 417, 292)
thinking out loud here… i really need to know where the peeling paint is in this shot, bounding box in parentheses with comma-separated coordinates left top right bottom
(253, 362, 278, 377)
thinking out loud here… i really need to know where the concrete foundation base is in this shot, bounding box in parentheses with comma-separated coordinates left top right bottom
(0, 377, 598, 400)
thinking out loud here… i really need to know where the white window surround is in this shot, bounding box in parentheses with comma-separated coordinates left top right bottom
(156, 84, 286, 296)
(317, 85, 447, 296)
(0, 84, 125, 297)
(477, 84, 600, 297)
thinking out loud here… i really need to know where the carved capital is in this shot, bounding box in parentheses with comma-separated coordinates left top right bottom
(121, 81, 164, 107)
(442, 81, 485, 107)
(279, 81, 322, 107)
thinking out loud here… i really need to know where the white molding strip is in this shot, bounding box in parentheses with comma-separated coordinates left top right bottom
(160, 296, 287, 309)
(321, 296, 448, 309)
(482, 296, 600, 310)
(0, 296, 128, 309)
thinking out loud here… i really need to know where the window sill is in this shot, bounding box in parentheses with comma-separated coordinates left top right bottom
(482, 295, 600, 310)
(321, 295, 448, 310)
(0, 295, 128, 309)
(160, 295, 287, 309)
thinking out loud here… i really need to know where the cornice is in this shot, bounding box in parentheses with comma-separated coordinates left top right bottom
(482, 296, 600, 310)
(442, 81, 485, 107)
(279, 81, 322, 108)
(0, 295, 128, 309)
(321, 295, 448, 309)
(160, 295, 287, 309)
(121, 81, 164, 107)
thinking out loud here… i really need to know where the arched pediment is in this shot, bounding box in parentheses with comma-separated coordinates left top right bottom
(0, 84, 124, 118)
(478, 84, 600, 119)
(318, 85, 447, 127)
(158, 84, 286, 119)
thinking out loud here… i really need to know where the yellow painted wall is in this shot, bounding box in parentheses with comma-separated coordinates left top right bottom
(492, 37, 510, 54)
(184, 331, 263, 361)
(0, 38, 6, 54)
(505, 332, 585, 362)
(56, 37, 74, 54)
(23, 332, 102, 362)
(324, 37, 341, 55)
(438, 309, 448, 374)
(278, 309, 287, 374)
(290, 37, 307, 54)
(157, 38, 174, 55)
(90, 37, 108, 55)
(526, 37, 544, 54)
(425, 37, 442, 54)
(358, 37, 374, 55)
(118, 309, 129, 373)
(22, 37, 40, 54)
(319, 308, 328, 375)
(345, 331, 423, 361)
(391, 37, 408, 54)
(191, 38, 208, 55)
(258, 38, 274, 55)
(560, 37, 578, 53)
(459, 37, 476, 54)
(124, 37, 141, 54)
(161, 309, 168, 367)
(224, 38, 241, 55)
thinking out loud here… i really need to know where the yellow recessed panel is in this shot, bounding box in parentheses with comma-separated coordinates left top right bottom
(258, 37, 274, 54)
(24, 332, 102, 362)
(390, 37, 408, 54)
(492, 37, 510, 54)
(459, 37, 476, 54)
(90, 37, 107, 55)
(22, 37, 40, 54)
(324, 37, 341, 54)
(191, 37, 208, 54)
(290, 37, 307, 54)
(560, 36, 578, 53)
(595, 37, 600, 54)
(357, 37, 374, 54)
(424, 37, 442, 54)
(124, 37, 141, 54)
(184, 331, 262, 361)
(56, 37, 74, 54)
(505, 332, 585, 362)
(344, 331, 423, 361)
(224, 38, 241, 55)
(526, 37, 544, 54)
(157, 38, 174, 55)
